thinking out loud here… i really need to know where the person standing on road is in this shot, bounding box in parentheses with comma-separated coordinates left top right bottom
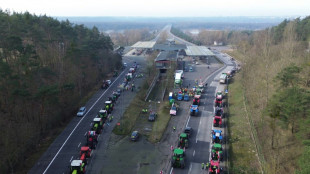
(201, 163, 205, 170)
(173, 126, 176, 131)
(206, 162, 210, 170)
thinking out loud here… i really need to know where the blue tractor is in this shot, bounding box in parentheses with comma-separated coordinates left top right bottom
(177, 93, 183, 101)
(212, 129, 223, 144)
(184, 94, 189, 101)
(190, 105, 199, 116)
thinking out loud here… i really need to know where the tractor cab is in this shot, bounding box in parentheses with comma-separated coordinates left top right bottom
(193, 97, 200, 105)
(171, 148, 185, 169)
(213, 116, 222, 127)
(87, 131, 98, 149)
(212, 143, 223, 161)
(178, 133, 189, 148)
(105, 101, 113, 114)
(190, 105, 199, 116)
(215, 107, 224, 117)
(92, 118, 103, 134)
(209, 160, 221, 174)
(216, 91, 223, 97)
(198, 84, 204, 93)
(113, 91, 120, 98)
(70, 160, 85, 174)
(184, 94, 189, 101)
(211, 151, 220, 162)
(80, 146, 91, 164)
(108, 96, 116, 104)
(214, 97, 223, 107)
(98, 109, 107, 119)
(177, 93, 183, 101)
(212, 129, 223, 144)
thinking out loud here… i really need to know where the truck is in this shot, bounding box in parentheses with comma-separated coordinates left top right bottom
(219, 73, 227, 84)
(175, 73, 183, 87)
(175, 70, 184, 79)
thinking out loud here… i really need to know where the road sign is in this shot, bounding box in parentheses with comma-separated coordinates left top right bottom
(225, 89, 228, 94)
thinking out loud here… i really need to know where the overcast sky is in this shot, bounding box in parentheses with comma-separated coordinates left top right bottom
(1, 0, 309, 17)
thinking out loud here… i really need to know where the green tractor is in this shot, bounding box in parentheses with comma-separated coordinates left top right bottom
(98, 109, 107, 120)
(178, 133, 189, 148)
(171, 148, 185, 169)
(211, 143, 223, 161)
(70, 160, 85, 174)
(92, 118, 104, 134)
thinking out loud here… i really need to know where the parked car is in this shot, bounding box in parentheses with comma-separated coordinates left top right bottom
(77, 107, 87, 117)
(170, 103, 178, 116)
(148, 112, 157, 121)
(106, 80, 112, 85)
(131, 131, 139, 141)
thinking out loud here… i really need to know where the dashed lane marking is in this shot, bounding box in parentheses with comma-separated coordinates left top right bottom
(77, 142, 81, 148)
(193, 150, 195, 157)
(69, 156, 73, 162)
(42, 66, 127, 174)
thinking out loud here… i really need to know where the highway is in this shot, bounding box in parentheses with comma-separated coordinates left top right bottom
(167, 31, 235, 174)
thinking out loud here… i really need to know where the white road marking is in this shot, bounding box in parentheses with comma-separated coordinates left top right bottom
(84, 132, 87, 136)
(42, 68, 127, 174)
(193, 150, 195, 156)
(169, 167, 173, 174)
(188, 163, 192, 174)
(77, 142, 81, 148)
(89, 123, 92, 126)
(199, 120, 201, 125)
(69, 156, 73, 162)
(186, 114, 191, 127)
(196, 139, 198, 143)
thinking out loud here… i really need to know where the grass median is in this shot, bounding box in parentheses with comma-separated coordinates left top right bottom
(227, 73, 260, 173)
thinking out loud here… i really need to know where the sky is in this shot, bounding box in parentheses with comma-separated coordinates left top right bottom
(0, 0, 309, 17)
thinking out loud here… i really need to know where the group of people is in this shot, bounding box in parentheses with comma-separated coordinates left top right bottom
(201, 162, 210, 170)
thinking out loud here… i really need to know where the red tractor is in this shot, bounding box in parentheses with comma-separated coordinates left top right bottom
(86, 131, 98, 149)
(209, 160, 221, 174)
(213, 116, 222, 127)
(193, 97, 200, 106)
(80, 146, 91, 165)
(214, 97, 223, 107)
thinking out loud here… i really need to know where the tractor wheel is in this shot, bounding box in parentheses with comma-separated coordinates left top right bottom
(180, 160, 185, 169)
(171, 159, 175, 167)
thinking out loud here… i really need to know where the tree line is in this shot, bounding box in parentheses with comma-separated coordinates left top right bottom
(228, 17, 310, 173)
(0, 10, 122, 173)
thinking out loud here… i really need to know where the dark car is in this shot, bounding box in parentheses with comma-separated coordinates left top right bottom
(148, 112, 157, 121)
(184, 127, 192, 137)
(131, 131, 139, 141)
(184, 66, 189, 72)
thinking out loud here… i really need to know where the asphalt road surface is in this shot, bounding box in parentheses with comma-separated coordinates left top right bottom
(29, 55, 146, 174)
(166, 31, 236, 174)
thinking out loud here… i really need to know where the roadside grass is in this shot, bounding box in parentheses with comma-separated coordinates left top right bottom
(149, 101, 171, 143)
(112, 81, 148, 135)
(227, 73, 260, 173)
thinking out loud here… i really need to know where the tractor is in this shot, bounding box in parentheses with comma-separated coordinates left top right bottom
(86, 131, 98, 149)
(214, 97, 223, 107)
(198, 84, 204, 93)
(215, 107, 224, 118)
(98, 109, 107, 120)
(171, 148, 185, 169)
(70, 160, 85, 174)
(190, 105, 199, 116)
(215, 91, 223, 99)
(177, 93, 183, 101)
(193, 97, 200, 105)
(213, 116, 222, 127)
(108, 96, 116, 104)
(209, 160, 221, 174)
(212, 129, 223, 144)
(178, 133, 189, 148)
(105, 101, 113, 114)
(211, 143, 223, 161)
(184, 94, 189, 101)
(92, 118, 104, 134)
(79, 146, 91, 165)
